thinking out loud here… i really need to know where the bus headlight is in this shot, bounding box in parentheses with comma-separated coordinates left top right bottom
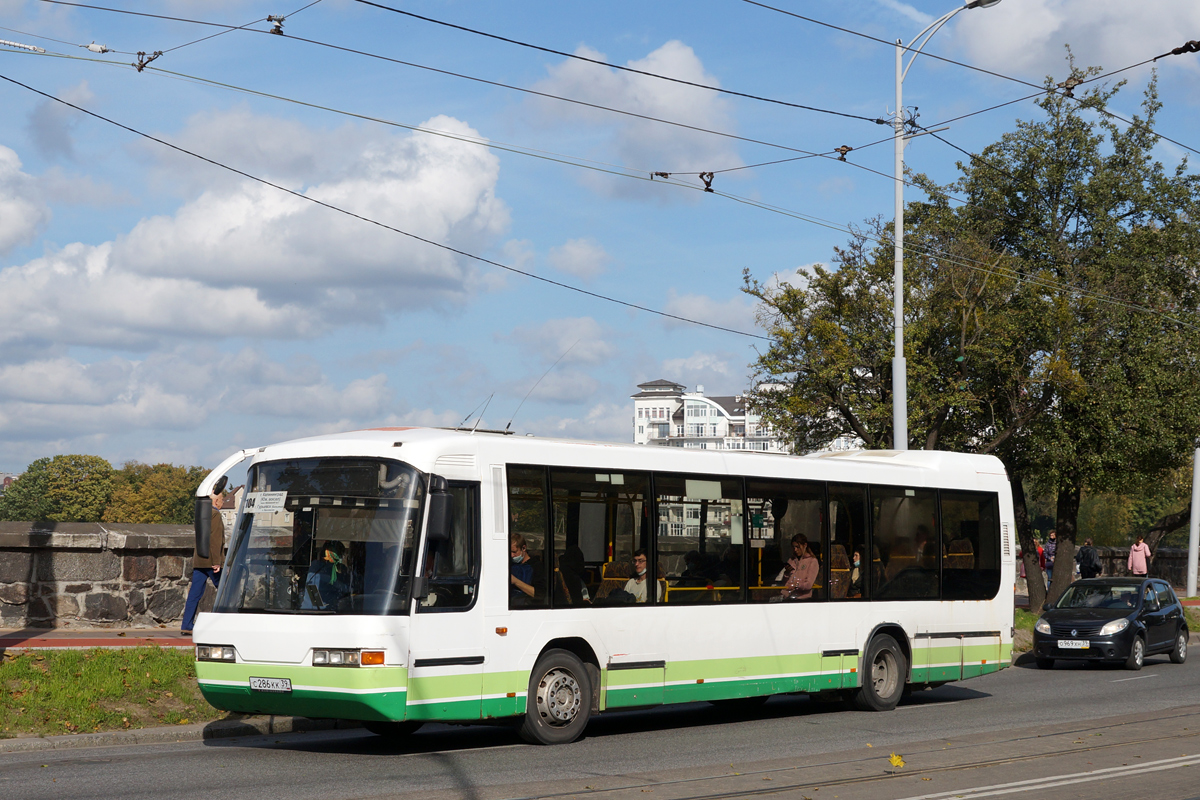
(196, 645, 237, 662)
(1035, 619, 1051, 635)
(313, 649, 367, 666)
(1099, 619, 1129, 636)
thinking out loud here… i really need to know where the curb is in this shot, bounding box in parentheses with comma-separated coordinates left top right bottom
(0, 715, 363, 753)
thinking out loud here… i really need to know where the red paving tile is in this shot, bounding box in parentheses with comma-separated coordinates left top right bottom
(0, 628, 193, 649)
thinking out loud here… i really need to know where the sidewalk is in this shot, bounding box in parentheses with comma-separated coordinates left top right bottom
(0, 627, 193, 650)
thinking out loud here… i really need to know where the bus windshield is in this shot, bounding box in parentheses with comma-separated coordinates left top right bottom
(214, 457, 424, 616)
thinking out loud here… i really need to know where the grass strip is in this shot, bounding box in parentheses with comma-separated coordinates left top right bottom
(0, 646, 223, 738)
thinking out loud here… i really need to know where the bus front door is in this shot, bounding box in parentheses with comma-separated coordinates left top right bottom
(405, 482, 485, 722)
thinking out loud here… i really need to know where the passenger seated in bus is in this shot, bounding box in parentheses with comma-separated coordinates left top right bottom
(780, 533, 819, 600)
(510, 533, 541, 604)
(301, 540, 351, 610)
(850, 548, 863, 597)
(555, 546, 591, 605)
(623, 550, 662, 603)
(714, 545, 742, 587)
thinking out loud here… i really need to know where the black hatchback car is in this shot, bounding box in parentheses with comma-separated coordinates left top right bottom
(1032, 578, 1189, 670)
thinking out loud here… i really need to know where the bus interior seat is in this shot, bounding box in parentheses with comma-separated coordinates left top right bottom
(593, 560, 632, 601)
(828, 544, 850, 599)
(946, 538, 974, 569)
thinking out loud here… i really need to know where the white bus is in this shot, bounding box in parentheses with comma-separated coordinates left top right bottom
(192, 427, 1014, 744)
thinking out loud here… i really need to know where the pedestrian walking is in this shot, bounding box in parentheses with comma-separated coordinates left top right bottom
(1044, 529, 1057, 587)
(1127, 534, 1150, 577)
(182, 488, 228, 635)
(1075, 537, 1102, 579)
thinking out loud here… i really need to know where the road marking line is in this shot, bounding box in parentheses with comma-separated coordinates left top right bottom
(1110, 674, 1160, 683)
(893, 753, 1200, 800)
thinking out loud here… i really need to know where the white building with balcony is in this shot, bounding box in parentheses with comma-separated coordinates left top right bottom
(631, 379, 790, 453)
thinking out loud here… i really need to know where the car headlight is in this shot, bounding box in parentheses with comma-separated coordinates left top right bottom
(1099, 618, 1129, 636)
(1035, 619, 1051, 635)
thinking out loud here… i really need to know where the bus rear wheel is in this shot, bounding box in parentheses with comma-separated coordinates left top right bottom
(362, 720, 423, 738)
(519, 649, 592, 745)
(853, 634, 905, 712)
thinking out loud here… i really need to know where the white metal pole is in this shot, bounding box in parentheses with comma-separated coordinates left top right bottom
(892, 38, 907, 451)
(1187, 443, 1200, 597)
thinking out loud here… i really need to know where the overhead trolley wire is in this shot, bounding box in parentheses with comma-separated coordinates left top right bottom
(0, 70, 772, 342)
(353, 0, 886, 124)
(17, 4, 1196, 332)
(741, 0, 1200, 158)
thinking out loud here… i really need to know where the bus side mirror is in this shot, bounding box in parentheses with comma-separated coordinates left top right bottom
(426, 475, 453, 545)
(194, 496, 213, 560)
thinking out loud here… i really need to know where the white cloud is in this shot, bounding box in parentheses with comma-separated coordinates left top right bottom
(524, 402, 631, 443)
(0, 146, 51, 256)
(26, 80, 93, 161)
(547, 238, 611, 281)
(662, 289, 759, 334)
(0, 111, 511, 350)
(951, 0, 1200, 83)
(532, 41, 741, 198)
(660, 351, 745, 395)
(505, 316, 617, 365)
(874, 0, 931, 27)
(0, 347, 396, 444)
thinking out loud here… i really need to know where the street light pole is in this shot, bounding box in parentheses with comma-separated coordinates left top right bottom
(891, 0, 1002, 450)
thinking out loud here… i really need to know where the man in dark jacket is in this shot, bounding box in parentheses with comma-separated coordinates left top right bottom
(1075, 537, 1102, 579)
(181, 491, 228, 634)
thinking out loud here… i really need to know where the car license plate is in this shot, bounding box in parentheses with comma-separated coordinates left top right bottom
(1057, 639, 1089, 650)
(249, 676, 292, 693)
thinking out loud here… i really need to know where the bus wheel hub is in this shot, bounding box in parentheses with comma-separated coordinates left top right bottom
(538, 668, 581, 724)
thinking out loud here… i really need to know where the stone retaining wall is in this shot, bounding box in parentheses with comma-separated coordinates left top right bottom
(3, 524, 1198, 629)
(0, 522, 215, 629)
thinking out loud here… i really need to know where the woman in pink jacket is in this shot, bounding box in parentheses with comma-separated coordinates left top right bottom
(1127, 534, 1150, 576)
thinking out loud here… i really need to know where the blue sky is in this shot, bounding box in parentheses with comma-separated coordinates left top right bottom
(1, 0, 1198, 472)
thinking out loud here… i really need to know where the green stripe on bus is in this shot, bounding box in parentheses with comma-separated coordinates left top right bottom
(199, 683, 408, 721)
(195, 662, 407, 691)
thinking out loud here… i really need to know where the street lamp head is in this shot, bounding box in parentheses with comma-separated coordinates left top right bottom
(965, 0, 1002, 8)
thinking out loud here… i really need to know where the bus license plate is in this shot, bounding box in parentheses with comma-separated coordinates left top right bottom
(1057, 639, 1088, 650)
(249, 677, 292, 693)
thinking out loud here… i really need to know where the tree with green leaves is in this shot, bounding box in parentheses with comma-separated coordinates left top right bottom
(746, 60, 1200, 610)
(0, 455, 114, 522)
(102, 462, 208, 524)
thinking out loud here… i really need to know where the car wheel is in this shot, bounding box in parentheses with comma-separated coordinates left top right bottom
(1035, 658, 1054, 670)
(1170, 629, 1188, 664)
(1124, 636, 1145, 671)
(853, 634, 905, 712)
(518, 649, 592, 745)
(362, 720, 423, 737)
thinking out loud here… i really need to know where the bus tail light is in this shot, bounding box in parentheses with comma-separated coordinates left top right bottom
(361, 651, 385, 666)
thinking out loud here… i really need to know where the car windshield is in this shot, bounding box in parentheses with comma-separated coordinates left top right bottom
(214, 457, 423, 616)
(1056, 584, 1139, 610)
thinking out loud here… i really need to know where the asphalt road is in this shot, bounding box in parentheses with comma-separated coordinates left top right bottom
(4, 652, 1199, 800)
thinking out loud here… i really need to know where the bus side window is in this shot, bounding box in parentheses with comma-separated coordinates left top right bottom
(655, 474, 745, 605)
(745, 478, 826, 603)
(940, 491, 1001, 600)
(419, 483, 480, 611)
(507, 466, 550, 609)
(828, 484, 869, 601)
(870, 486, 939, 600)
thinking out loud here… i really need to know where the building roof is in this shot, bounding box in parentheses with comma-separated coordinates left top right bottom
(635, 379, 685, 392)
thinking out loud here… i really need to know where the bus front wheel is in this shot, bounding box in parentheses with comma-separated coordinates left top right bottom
(853, 634, 905, 712)
(519, 649, 592, 745)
